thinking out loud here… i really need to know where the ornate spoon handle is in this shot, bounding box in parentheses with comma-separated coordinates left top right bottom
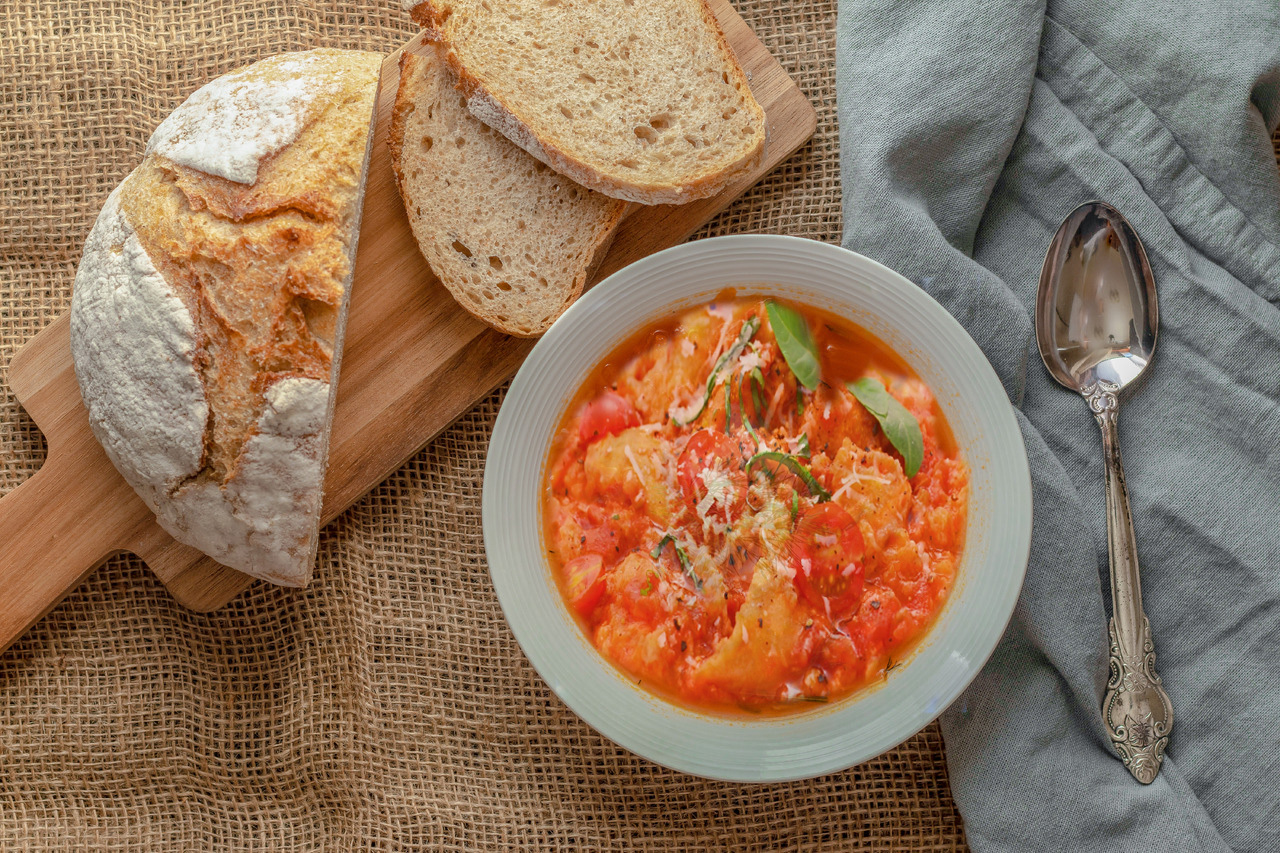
(1086, 381, 1173, 784)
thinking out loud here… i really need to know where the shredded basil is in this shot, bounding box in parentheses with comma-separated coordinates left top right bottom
(723, 374, 733, 434)
(672, 317, 760, 426)
(745, 451, 832, 502)
(651, 534, 703, 591)
(738, 374, 762, 447)
(847, 377, 924, 478)
(748, 367, 767, 423)
(790, 490, 800, 521)
(766, 301, 821, 390)
(795, 432, 811, 459)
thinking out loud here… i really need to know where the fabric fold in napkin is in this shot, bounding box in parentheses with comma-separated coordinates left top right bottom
(836, 1, 1280, 850)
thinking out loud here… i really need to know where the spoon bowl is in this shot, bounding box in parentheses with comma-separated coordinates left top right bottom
(1035, 201, 1172, 785)
(1037, 202, 1158, 394)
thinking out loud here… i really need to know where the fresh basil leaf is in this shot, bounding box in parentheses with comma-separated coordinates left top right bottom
(766, 301, 821, 390)
(847, 377, 924, 478)
(745, 451, 832, 502)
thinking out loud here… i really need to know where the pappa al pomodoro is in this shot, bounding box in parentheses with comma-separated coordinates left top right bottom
(543, 296, 969, 713)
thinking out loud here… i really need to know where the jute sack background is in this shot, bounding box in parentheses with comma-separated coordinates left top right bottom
(1, 0, 1275, 848)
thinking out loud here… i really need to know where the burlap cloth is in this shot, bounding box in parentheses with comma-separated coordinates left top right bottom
(2, 1, 1275, 848)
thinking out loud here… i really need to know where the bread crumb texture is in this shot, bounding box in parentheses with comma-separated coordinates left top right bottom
(70, 49, 381, 585)
(390, 43, 625, 336)
(406, 0, 766, 204)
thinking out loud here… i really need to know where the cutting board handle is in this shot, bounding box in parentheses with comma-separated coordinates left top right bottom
(0, 450, 133, 652)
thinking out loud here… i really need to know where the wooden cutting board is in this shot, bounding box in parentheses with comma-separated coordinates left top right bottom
(0, 3, 816, 654)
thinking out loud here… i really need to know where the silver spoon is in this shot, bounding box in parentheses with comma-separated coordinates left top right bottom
(1036, 201, 1172, 784)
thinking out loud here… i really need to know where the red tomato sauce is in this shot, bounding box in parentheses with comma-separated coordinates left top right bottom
(542, 297, 968, 714)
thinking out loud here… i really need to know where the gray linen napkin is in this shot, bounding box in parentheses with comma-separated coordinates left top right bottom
(835, 1, 1280, 849)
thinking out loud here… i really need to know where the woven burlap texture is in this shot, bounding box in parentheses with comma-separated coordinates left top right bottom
(16, 1, 1275, 850)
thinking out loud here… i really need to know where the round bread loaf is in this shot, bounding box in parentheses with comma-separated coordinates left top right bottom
(70, 49, 383, 587)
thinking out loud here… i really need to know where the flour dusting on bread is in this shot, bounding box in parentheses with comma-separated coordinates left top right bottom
(161, 378, 329, 586)
(70, 185, 208, 500)
(147, 53, 338, 185)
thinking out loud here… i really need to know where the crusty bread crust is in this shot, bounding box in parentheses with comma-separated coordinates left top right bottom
(70, 49, 382, 586)
(388, 40, 626, 336)
(405, 0, 766, 205)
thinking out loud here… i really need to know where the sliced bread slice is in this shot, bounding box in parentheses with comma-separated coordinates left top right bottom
(389, 40, 627, 336)
(403, 0, 766, 205)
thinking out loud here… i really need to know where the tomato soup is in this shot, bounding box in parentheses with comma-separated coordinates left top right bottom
(542, 297, 968, 714)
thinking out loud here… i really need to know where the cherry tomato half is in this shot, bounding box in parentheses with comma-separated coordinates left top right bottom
(676, 429, 748, 520)
(578, 391, 641, 445)
(789, 503, 865, 615)
(564, 553, 606, 616)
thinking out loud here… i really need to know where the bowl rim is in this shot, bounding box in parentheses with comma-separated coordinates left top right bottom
(483, 234, 1031, 781)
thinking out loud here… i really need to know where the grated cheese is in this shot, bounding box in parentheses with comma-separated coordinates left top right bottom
(764, 382, 786, 426)
(668, 396, 704, 424)
(830, 468, 897, 503)
(737, 346, 764, 374)
(695, 466, 735, 523)
(707, 303, 737, 323)
(622, 445, 647, 491)
(917, 541, 934, 581)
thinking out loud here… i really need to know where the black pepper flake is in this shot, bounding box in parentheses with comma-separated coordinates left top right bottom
(757, 618, 763, 628)
(680, 641, 687, 652)
(580, 536, 586, 544)
(673, 618, 681, 630)
(870, 600, 880, 610)
(818, 673, 827, 683)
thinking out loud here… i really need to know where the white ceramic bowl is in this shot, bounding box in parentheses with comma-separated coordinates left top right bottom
(483, 235, 1031, 781)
